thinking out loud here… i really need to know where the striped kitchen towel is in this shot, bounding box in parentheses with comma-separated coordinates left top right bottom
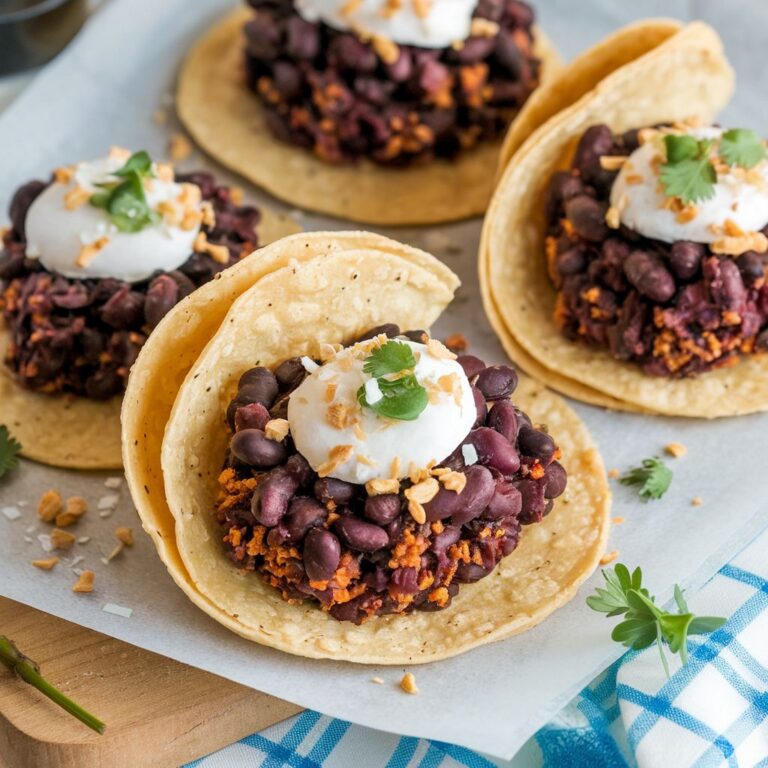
(186, 527, 768, 768)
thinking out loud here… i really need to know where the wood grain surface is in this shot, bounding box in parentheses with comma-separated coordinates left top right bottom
(0, 597, 301, 768)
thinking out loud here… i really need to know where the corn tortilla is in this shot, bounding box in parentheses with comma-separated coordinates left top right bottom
(123, 231, 610, 663)
(482, 22, 755, 417)
(0, 208, 298, 469)
(176, 8, 561, 226)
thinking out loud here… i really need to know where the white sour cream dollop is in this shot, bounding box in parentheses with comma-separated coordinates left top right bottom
(294, 0, 478, 49)
(25, 154, 202, 283)
(287, 338, 475, 484)
(610, 127, 768, 244)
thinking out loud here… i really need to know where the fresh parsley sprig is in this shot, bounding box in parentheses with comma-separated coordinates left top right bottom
(89, 150, 160, 233)
(0, 424, 21, 480)
(357, 341, 428, 421)
(620, 457, 672, 501)
(587, 564, 726, 677)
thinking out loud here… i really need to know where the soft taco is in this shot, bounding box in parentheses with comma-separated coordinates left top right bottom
(177, 1, 560, 225)
(0, 148, 297, 468)
(122, 231, 610, 664)
(480, 21, 768, 418)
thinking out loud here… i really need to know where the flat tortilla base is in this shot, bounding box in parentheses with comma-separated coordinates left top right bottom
(0, 208, 298, 469)
(177, 8, 561, 225)
(481, 21, 757, 417)
(123, 231, 610, 664)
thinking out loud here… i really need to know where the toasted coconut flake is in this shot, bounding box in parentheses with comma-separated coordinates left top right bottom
(54, 166, 74, 184)
(72, 570, 95, 593)
(675, 205, 698, 224)
(407, 498, 426, 524)
(691, 496, 703, 507)
(265, 418, 290, 442)
(599, 155, 628, 171)
(324, 382, 338, 403)
(470, 18, 499, 37)
(405, 477, 439, 505)
(76, 236, 110, 268)
(194, 231, 231, 264)
(605, 206, 620, 229)
(327, 403, 357, 430)
(115, 527, 134, 546)
(32, 557, 59, 571)
(389, 456, 401, 479)
(50, 528, 76, 551)
(371, 35, 400, 64)
(356, 454, 377, 467)
(371, 676, 385, 684)
(37, 489, 62, 523)
(317, 444, 355, 477)
(440, 471, 467, 493)
(400, 672, 419, 694)
(712, 231, 768, 256)
(64, 185, 90, 210)
(353, 422, 367, 441)
(664, 442, 687, 458)
(365, 477, 400, 496)
(426, 338, 457, 360)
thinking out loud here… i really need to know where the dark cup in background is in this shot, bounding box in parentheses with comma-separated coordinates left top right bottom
(0, 0, 87, 75)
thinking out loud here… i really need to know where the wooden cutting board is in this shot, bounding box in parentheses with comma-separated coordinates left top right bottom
(0, 597, 301, 768)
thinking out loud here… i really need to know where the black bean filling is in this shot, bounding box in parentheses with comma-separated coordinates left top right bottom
(216, 325, 567, 624)
(545, 124, 768, 377)
(244, 0, 540, 166)
(0, 172, 261, 398)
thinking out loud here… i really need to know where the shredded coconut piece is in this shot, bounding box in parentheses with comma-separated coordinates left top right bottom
(364, 377, 384, 404)
(37, 534, 52, 553)
(301, 356, 319, 373)
(461, 443, 479, 465)
(400, 672, 419, 694)
(1, 506, 21, 521)
(104, 477, 123, 489)
(102, 603, 133, 618)
(98, 494, 119, 511)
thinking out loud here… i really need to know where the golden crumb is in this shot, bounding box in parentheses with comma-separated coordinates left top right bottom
(32, 557, 59, 571)
(599, 155, 628, 171)
(608, 468, 620, 479)
(612, 516, 625, 524)
(317, 445, 355, 477)
(169, 132, 193, 162)
(64, 185, 90, 210)
(155, 162, 174, 182)
(712, 231, 768, 256)
(353, 422, 367, 441)
(371, 35, 400, 64)
(600, 550, 619, 566)
(440, 471, 466, 494)
(56, 494, 88, 528)
(229, 186, 245, 205)
(327, 403, 356, 430)
(390, 456, 401, 480)
(365, 477, 400, 496)
(200, 200, 216, 228)
(324, 382, 338, 403)
(157, 199, 182, 226)
(400, 672, 419, 694)
(76, 236, 110, 268)
(407, 499, 426, 524)
(265, 418, 290, 442)
(72, 571, 95, 594)
(54, 166, 74, 184)
(371, 676, 385, 684)
(664, 442, 687, 458)
(37, 489, 62, 523)
(675, 205, 698, 224)
(605, 206, 620, 229)
(50, 528, 76, 551)
(469, 18, 499, 37)
(426, 338, 457, 360)
(357, 454, 377, 467)
(115, 527, 134, 546)
(691, 496, 703, 507)
(193, 232, 230, 264)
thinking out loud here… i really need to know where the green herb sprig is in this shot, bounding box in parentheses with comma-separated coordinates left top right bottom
(660, 128, 768, 204)
(357, 341, 428, 421)
(587, 564, 726, 677)
(620, 457, 672, 501)
(0, 425, 21, 480)
(89, 150, 160, 233)
(0, 635, 105, 733)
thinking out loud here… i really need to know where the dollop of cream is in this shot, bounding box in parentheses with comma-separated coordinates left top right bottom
(25, 153, 202, 283)
(287, 337, 475, 484)
(294, 0, 478, 49)
(610, 127, 768, 244)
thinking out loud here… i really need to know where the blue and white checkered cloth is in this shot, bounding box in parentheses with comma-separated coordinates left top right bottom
(186, 528, 768, 768)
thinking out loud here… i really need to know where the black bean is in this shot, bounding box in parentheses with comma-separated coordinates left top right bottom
(403, 329, 428, 343)
(472, 387, 487, 427)
(385, 49, 413, 82)
(144, 274, 180, 328)
(475, 365, 518, 400)
(363, 494, 401, 525)
(274, 357, 306, 390)
(280, 498, 327, 543)
(464, 428, 520, 475)
(494, 30, 523, 77)
(713, 258, 747, 310)
(623, 250, 676, 302)
(556, 247, 587, 276)
(303, 528, 341, 582)
(669, 241, 704, 281)
(544, 461, 567, 499)
(252, 465, 300, 527)
(237, 367, 278, 407)
(546, 171, 584, 224)
(454, 563, 491, 583)
(9, 180, 45, 238)
(756, 329, 768, 350)
(230, 429, 287, 468)
(516, 478, 547, 524)
(487, 400, 518, 442)
(424, 465, 495, 524)
(737, 251, 766, 284)
(457, 354, 486, 380)
(84, 370, 122, 400)
(572, 124, 616, 191)
(354, 323, 400, 342)
(334, 517, 389, 552)
(100, 286, 145, 329)
(564, 195, 609, 242)
(517, 424, 556, 463)
(314, 477, 356, 505)
(483, 479, 522, 521)
(452, 35, 495, 64)
(234, 402, 270, 432)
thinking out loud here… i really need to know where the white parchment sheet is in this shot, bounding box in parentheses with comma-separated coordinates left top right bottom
(1, 0, 768, 759)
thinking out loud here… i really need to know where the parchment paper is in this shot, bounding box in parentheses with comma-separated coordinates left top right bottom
(1, 0, 768, 759)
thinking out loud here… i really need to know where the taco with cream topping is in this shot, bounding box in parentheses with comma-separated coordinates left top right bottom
(122, 231, 610, 663)
(0, 147, 297, 468)
(479, 21, 768, 417)
(177, 0, 560, 225)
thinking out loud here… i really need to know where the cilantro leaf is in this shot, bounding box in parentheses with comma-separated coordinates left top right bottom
(660, 136, 716, 205)
(363, 341, 417, 378)
(588, 564, 726, 677)
(114, 150, 153, 178)
(0, 425, 22, 480)
(620, 457, 672, 501)
(357, 341, 428, 421)
(720, 128, 767, 169)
